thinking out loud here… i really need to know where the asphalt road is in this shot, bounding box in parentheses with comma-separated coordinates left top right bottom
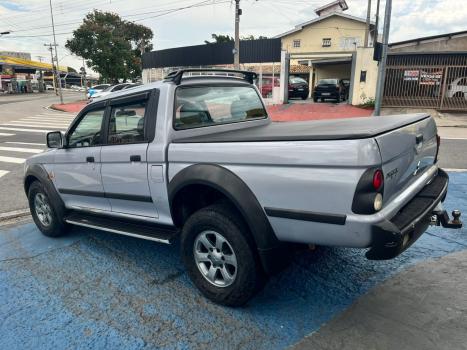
(0, 92, 81, 213)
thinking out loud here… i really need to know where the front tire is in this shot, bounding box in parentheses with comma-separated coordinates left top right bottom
(28, 181, 68, 237)
(181, 202, 265, 306)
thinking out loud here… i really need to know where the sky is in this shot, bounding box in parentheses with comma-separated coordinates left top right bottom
(0, 0, 465, 73)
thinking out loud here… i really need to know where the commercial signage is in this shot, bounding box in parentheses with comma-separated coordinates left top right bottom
(420, 70, 443, 85)
(404, 70, 419, 81)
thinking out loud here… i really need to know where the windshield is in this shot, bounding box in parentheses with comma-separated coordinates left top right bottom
(290, 77, 307, 84)
(92, 85, 108, 90)
(174, 85, 267, 130)
(318, 79, 338, 85)
(103, 85, 115, 92)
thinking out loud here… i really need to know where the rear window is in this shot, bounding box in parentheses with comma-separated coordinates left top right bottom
(290, 77, 307, 84)
(174, 86, 267, 130)
(318, 79, 338, 85)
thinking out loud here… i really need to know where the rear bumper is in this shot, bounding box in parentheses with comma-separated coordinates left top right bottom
(366, 169, 459, 260)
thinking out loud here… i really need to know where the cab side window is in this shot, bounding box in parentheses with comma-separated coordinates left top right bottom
(67, 109, 105, 148)
(107, 101, 147, 145)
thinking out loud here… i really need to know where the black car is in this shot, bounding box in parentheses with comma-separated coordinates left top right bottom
(313, 78, 346, 102)
(288, 76, 309, 100)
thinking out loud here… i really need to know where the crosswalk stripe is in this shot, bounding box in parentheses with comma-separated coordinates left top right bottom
(2, 123, 67, 129)
(22, 117, 74, 122)
(0, 156, 26, 164)
(0, 146, 43, 154)
(0, 133, 15, 136)
(38, 113, 74, 118)
(4, 142, 44, 146)
(0, 170, 9, 178)
(7, 121, 70, 127)
(0, 127, 51, 133)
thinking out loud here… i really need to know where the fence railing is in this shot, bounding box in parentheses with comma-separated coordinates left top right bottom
(383, 53, 467, 111)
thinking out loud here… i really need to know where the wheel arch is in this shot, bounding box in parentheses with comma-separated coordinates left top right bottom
(168, 164, 286, 274)
(24, 164, 66, 217)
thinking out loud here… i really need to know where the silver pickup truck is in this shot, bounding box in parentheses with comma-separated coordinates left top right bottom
(24, 69, 462, 306)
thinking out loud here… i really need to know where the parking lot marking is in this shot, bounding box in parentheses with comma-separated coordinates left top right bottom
(0, 170, 9, 178)
(4, 142, 44, 146)
(0, 133, 15, 137)
(0, 146, 43, 154)
(0, 127, 51, 133)
(0, 156, 26, 164)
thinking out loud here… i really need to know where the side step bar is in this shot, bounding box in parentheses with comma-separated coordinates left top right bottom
(64, 211, 179, 244)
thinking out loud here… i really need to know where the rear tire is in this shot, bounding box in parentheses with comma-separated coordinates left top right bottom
(28, 181, 69, 237)
(180, 202, 266, 306)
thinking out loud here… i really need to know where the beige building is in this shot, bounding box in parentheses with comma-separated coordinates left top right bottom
(274, 0, 378, 105)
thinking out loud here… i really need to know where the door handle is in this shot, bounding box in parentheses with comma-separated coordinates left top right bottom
(130, 155, 141, 162)
(86, 156, 95, 163)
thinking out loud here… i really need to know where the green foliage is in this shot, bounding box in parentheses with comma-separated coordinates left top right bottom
(66, 10, 153, 83)
(204, 34, 234, 44)
(205, 34, 268, 44)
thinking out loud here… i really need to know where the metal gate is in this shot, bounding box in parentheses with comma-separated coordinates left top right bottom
(383, 53, 467, 111)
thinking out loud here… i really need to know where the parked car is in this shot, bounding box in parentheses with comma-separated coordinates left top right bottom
(24, 69, 462, 307)
(313, 78, 346, 102)
(260, 76, 309, 99)
(86, 84, 111, 99)
(45, 84, 55, 91)
(446, 77, 467, 99)
(90, 83, 137, 101)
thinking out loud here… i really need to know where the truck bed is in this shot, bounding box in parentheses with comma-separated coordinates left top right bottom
(173, 113, 430, 143)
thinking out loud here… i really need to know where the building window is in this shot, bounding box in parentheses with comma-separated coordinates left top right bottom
(322, 38, 332, 47)
(293, 39, 301, 48)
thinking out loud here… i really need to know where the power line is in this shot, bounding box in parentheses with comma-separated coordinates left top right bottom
(5, 0, 229, 38)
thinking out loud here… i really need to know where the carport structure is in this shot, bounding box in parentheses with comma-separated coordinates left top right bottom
(286, 47, 378, 105)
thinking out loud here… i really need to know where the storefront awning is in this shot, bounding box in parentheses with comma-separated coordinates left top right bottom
(0, 55, 67, 72)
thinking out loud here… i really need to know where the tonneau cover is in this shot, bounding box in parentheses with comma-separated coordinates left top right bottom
(173, 113, 430, 143)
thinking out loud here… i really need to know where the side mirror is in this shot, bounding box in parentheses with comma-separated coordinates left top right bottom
(46, 131, 63, 148)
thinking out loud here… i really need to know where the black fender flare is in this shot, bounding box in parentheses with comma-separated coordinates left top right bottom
(168, 164, 287, 274)
(24, 164, 67, 219)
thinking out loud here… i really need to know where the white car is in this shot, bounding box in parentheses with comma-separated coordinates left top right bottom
(446, 77, 467, 99)
(86, 84, 111, 99)
(90, 83, 136, 101)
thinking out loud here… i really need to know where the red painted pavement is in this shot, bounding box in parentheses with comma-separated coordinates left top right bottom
(52, 100, 373, 121)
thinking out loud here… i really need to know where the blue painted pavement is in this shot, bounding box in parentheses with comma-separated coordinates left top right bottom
(0, 172, 466, 350)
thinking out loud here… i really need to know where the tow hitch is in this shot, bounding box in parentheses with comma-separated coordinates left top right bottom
(431, 209, 463, 229)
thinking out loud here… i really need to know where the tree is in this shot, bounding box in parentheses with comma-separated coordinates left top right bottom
(204, 34, 234, 44)
(66, 10, 153, 83)
(205, 33, 267, 44)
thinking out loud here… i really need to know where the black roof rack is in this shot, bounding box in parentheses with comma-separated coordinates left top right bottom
(164, 69, 258, 85)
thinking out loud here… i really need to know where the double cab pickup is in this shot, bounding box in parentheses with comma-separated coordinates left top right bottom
(24, 69, 462, 306)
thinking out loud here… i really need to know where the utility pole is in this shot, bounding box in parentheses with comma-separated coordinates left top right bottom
(234, 0, 241, 69)
(364, 0, 372, 47)
(44, 43, 59, 95)
(81, 57, 88, 100)
(374, 0, 381, 47)
(374, 0, 392, 116)
(36, 55, 45, 62)
(49, 0, 63, 104)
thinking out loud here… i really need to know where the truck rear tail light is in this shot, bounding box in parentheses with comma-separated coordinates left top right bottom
(374, 193, 383, 211)
(352, 168, 385, 214)
(373, 169, 384, 190)
(434, 134, 441, 163)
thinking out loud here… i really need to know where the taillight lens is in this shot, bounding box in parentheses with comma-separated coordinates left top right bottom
(373, 169, 384, 190)
(352, 168, 385, 214)
(434, 134, 441, 163)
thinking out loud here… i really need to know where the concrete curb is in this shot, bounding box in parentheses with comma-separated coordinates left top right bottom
(0, 209, 31, 223)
